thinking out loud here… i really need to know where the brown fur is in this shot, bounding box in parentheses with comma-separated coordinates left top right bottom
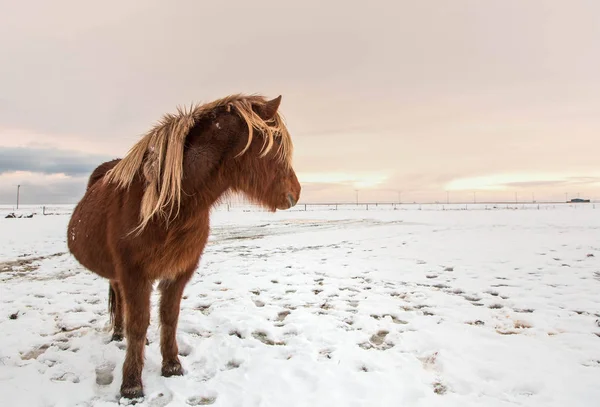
(67, 94, 301, 399)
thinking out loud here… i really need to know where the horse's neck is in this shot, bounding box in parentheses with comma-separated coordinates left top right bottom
(181, 177, 230, 212)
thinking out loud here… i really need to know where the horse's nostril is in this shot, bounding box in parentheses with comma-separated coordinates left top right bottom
(287, 194, 297, 208)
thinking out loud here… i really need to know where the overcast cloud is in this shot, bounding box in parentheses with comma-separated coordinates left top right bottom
(1, 0, 599, 204)
(0, 147, 112, 177)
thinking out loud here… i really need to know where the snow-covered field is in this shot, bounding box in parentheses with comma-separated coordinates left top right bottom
(1, 205, 599, 406)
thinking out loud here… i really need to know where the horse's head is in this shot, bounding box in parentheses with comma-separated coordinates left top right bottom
(183, 95, 301, 211)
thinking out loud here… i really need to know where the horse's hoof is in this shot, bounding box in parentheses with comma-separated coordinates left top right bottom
(111, 333, 123, 342)
(161, 360, 184, 377)
(120, 384, 144, 400)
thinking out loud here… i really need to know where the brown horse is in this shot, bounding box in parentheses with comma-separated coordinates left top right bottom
(67, 94, 301, 399)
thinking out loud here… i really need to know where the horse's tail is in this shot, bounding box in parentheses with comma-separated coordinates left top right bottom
(108, 283, 117, 326)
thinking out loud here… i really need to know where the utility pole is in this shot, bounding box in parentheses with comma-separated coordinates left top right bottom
(532, 192, 535, 203)
(515, 192, 518, 203)
(473, 191, 476, 203)
(446, 191, 450, 204)
(355, 189, 359, 205)
(16, 185, 20, 210)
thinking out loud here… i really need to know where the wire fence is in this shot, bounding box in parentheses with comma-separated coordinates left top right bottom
(218, 201, 598, 213)
(4, 201, 597, 217)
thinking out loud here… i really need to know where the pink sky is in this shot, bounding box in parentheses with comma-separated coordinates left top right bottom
(0, 0, 599, 204)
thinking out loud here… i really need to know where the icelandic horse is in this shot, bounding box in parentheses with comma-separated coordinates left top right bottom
(67, 94, 301, 399)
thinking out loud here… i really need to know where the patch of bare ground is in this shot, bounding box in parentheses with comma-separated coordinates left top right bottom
(0, 252, 65, 274)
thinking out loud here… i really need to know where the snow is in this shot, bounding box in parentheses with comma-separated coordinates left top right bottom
(1, 204, 599, 406)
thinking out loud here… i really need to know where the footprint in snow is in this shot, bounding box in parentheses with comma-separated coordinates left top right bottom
(95, 362, 115, 386)
(225, 360, 241, 370)
(319, 349, 333, 360)
(146, 391, 174, 407)
(195, 304, 211, 315)
(187, 396, 217, 405)
(51, 371, 80, 383)
(513, 308, 535, 313)
(359, 330, 394, 350)
(21, 344, 51, 360)
(252, 331, 285, 346)
(276, 310, 291, 322)
(433, 381, 448, 395)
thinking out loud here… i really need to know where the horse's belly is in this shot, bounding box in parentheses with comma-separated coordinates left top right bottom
(67, 197, 115, 279)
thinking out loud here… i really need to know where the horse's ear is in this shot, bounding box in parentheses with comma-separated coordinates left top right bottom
(258, 95, 282, 120)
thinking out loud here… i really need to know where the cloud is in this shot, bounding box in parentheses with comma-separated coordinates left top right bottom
(502, 177, 600, 189)
(445, 172, 600, 192)
(0, 172, 88, 205)
(0, 146, 113, 177)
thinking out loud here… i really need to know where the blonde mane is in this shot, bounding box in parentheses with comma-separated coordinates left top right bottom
(104, 94, 293, 233)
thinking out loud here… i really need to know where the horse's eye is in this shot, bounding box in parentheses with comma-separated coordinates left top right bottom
(275, 137, 282, 145)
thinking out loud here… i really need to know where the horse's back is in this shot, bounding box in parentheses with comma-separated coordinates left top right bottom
(87, 159, 121, 189)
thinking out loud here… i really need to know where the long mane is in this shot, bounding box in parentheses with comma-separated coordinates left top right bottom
(104, 94, 293, 233)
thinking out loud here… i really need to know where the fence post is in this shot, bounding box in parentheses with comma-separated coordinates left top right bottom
(43, 206, 45, 215)
(304, 204, 307, 211)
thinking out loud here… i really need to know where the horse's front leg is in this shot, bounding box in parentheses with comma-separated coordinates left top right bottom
(119, 274, 153, 399)
(158, 268, 194, 377)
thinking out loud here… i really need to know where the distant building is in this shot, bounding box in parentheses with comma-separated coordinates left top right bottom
(569, 198, 590, 203)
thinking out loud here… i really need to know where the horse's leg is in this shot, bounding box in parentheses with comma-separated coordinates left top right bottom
(119, 274, 152, 399)
(158, 269, 194, 377)
(108, 281, 124, 341)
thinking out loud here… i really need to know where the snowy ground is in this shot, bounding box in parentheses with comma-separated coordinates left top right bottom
(1, 205, 599, 406)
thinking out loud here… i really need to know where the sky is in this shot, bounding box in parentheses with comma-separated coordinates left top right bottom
(1, 0, 599, 205)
